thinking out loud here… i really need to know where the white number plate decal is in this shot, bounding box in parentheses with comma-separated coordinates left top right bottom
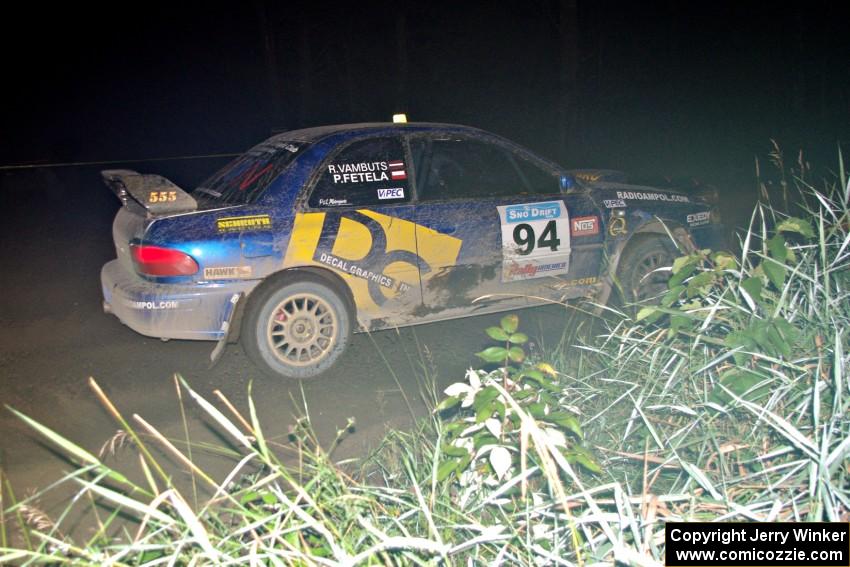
(496, 201, 571, 282)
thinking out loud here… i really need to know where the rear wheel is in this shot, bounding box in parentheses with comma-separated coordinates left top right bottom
(242, 276, 352, 379)
(617, 237, 677, 306)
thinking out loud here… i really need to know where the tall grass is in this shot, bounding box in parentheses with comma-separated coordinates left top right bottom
(1, 161, 848, 565)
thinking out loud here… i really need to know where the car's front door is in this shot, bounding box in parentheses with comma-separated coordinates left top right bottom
(286, 135, 459, 330)
(410, 133, 605, 319)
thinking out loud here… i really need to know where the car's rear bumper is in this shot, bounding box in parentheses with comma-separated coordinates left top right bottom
(101, 259, 259, 340)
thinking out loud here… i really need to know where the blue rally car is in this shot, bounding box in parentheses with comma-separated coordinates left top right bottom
(101, 121, 724, 379)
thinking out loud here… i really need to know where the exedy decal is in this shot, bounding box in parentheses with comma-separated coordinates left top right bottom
(216, 214, 272, 233)
(686, 211, 710, 227)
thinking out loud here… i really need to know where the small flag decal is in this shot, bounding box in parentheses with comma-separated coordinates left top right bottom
(389, 160, 407, 180)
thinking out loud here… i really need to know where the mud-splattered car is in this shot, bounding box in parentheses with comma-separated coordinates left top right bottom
(101, 122, 724, 378)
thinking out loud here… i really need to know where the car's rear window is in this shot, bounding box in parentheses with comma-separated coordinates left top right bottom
(193, 140, 307, 205)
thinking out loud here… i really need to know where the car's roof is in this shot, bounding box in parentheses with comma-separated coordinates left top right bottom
(266, 122, 486, 144)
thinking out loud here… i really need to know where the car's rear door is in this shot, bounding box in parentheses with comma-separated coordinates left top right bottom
(409, 132, 605, 319)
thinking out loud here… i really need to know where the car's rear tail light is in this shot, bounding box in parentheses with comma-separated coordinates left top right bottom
(130, 244, 198, 276)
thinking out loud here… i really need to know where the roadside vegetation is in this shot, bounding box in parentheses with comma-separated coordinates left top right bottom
(1, 156, 848, 565)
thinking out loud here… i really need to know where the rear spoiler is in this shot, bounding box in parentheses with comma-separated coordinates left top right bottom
(102, 169, 197, 215)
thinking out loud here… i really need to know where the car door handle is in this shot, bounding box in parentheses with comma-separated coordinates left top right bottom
(434, 226, 457, 235)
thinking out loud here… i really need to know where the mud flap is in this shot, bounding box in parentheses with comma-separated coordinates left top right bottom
(210, 293, 243, 367)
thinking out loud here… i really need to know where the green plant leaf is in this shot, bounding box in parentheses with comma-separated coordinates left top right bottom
(667, 262, 698, 289)
(762, 259, 786, 290)
(773, 317, 799, 344)
(566, 445, 602, 473)
(777, 217, 815, 238)
(435, 395, 461, 412)
(741, 276, 763, 301)
(724, 330, 756, 365)
(671, 254, 696, 275)
(493, 400, 506, 422)
(519, 369, 560, 392)
(520, 369, 544, 382)
(686, 271, 716, 298)
(709, 369, 770, 404)
(543, 412, 583, 438)
(526, 402, 546, 419)
(476, 400, 497, 423)
(476, 346, 508, 363)
(513, 389, 536, 400)
(766, 318, 796, 358)
(441, 444, 469, 457)
(472, 386, 500, 410)
(636, 307, 658, 321)
(661, 285, 685, 307)
(750, 320, 774, 354)
(436, 458, 458, 482)
(457, 452, 473, 472)
(668, 314, 694, 338)
(540, 391, 558, 406)
(485, 326, 510, 341)
(508, 332, 529, 344)
(473, 434, 500, 450)
(767, 234, 788, 264)
(500, 314, 519, 334)
(508, 346, 525, 363)
(712, 251, 737, 271)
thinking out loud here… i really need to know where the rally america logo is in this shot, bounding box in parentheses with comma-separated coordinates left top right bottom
(389, 160, 407, 181)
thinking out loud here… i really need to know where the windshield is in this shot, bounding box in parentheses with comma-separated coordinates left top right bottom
(194, 140, 307, 205)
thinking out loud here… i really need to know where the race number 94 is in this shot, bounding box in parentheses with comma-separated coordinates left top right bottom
(512, 220, 561, 255)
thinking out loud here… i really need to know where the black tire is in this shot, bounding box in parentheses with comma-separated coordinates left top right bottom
(616, 237, 677, 306)
(242, 275, 352, 379)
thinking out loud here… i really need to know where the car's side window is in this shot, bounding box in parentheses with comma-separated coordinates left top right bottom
(308, 137, 410, 208)
(411, 137, 558, 201)
(514, 154, 561, 195)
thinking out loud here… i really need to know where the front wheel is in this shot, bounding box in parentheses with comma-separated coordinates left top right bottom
(616, 237, 677, 306)
(242, 277, 352, 379)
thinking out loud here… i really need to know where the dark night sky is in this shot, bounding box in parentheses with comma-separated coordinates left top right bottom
(4, 1, 849, 183)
